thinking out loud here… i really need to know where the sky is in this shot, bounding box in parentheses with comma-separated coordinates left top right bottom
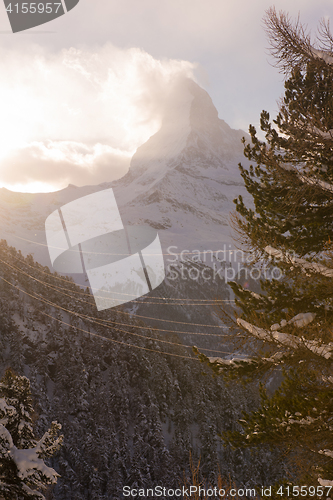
(0, 0, 331, 192)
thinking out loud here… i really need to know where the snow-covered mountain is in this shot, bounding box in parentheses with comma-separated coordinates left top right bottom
(111, 78, 250, 250)
(0, 78, 250, 268)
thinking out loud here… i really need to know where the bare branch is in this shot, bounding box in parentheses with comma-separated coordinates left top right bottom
(264, 7, 314, 74)
(264, 7, 333, 74)
(318, 18, 333, 53)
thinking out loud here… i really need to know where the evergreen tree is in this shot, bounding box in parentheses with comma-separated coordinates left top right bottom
(198, 9, 333, 486)
(0, 368, 63, 500)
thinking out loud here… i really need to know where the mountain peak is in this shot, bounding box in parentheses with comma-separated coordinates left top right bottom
(118, 78, 247, 187)
(161, 77, 219, 133)
(110, 79, 251, 247)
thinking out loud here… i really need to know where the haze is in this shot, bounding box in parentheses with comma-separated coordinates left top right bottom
(0, 0, 329, 192)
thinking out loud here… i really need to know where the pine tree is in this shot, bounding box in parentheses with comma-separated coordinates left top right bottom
(198, 9, 333, 486)
(0, 368, 63, 500)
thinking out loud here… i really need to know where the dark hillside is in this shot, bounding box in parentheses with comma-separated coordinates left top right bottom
(0, 240, 280, 499)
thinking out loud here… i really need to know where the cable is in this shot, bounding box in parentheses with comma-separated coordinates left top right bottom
(1, 276, 237, 356)
(7, 233, 236, 259)
(0, 257, 236, 337)
(0, 248, 235, 330)
(38, 308, 199, 362)
(1, 247, 234, 304)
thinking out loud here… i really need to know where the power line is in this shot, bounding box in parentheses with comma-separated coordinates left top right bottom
(2, 247, 234, 304)
(0, 257, 234, 337)
(0, 248, 235, 330)
(8, 233, 237, 259)
(0, 275, 236, 357)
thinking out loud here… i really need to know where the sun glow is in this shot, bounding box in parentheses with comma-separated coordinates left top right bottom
(0, 181, 60, 194)
(0, 44, 196, 192)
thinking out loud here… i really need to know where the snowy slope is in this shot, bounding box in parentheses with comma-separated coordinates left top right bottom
(0, 184, 98, 269)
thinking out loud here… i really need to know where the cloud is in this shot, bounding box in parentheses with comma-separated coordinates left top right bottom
(1, 141, 132, 190)
(0, 0, 328, 194)
(0, 43, 196, 191)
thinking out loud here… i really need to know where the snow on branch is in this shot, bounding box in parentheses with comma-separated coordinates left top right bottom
(311, 48, 333, 65)
(318, 478, 333, 487)
(35, 421, 63, 459)
(0, 422, 59, 499)
(237, 318, 333, 359)
(319, 449, 333, 458)
(298, 172, 333, 194)
(209, 350, 286, 368)
(323, 375, 333, 385)
(0, 398, 15, 424)
(287, 312, 316, 328)
(279, 162, 333, 194)
(309, 125, 333, 141)
(208, 356, 255, 367)
(265, 246, 333, 278)
(272, 313, 316, 330)
(10, 445, 59, 483)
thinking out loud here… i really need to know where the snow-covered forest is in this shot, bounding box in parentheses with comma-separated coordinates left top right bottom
(0, 241, 283, 498)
